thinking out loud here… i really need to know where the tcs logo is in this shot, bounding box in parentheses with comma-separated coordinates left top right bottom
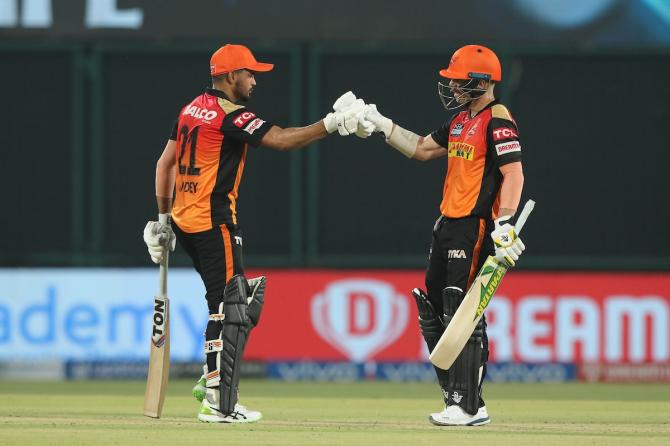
(492, 127, 518, 141)
(234, 111, 256, 128)
(311, 279, 409, 362)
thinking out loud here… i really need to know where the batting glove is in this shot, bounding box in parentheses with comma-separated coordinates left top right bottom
(491, 215, 525, 267)
(143, 213, 176, 264)
(323, 92, 370, 136)
(323, 91, 356, 134)
(363, 104, 394, 138)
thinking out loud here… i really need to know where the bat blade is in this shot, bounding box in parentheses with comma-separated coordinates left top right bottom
(144, 257, 170, 418)
(429, 257, 508, 370)
(143, 295, 170, 418)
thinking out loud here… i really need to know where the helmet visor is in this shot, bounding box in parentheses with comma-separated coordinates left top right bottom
(437, 78, 488, 110)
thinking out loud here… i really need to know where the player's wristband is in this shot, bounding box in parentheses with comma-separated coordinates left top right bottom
(158, 213, 170, 225)
(386, 124, 419, 158)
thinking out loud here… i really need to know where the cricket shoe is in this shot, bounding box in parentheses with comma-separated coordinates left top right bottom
(192, 374, 206, 402)
(428, 405, 490, 426)
(198, 399, 262, 424)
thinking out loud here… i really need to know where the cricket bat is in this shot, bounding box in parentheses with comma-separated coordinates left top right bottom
(143, 251, 170, 418)
(429, 199, 535, 370)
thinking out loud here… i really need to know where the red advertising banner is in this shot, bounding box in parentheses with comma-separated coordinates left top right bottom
(244, 270, 670, 365)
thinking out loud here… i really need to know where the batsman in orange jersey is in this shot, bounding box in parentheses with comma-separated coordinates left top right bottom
(357, 45, 526, 426)
(142, 44, 373, 423)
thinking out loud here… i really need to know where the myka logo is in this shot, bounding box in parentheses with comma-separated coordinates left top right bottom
(311, 279, 409, 362)
(448, 249, 467, 259)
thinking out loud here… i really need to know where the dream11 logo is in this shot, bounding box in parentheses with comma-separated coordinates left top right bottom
(311, 279, 409, 362)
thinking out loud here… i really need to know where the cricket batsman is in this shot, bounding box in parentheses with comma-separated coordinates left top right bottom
(142, 44, 371, 423)
(357, 45, 526, 425)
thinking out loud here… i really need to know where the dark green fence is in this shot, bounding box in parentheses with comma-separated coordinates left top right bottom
(1, 43, 668, 270)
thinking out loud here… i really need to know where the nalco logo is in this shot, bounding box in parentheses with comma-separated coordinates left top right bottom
(151, 298, 167, 348)
(183, 105, 218, 122)
(311, 279, 409, 361)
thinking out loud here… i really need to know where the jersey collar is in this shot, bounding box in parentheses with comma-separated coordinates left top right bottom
(206, 88, 233, 101)
(468, 99, 499, 119)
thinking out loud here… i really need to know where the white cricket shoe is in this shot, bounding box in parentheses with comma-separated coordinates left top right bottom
(429, 405, 490, 426)
(198, 399, 262, 423)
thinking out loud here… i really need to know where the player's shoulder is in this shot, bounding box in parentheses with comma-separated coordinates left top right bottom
(216, 97, 245, 115)
(490, 103, 514, 121)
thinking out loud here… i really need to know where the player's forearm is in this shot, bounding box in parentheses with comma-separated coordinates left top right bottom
(498, 168, 524, 213)
(155, 160, 176, 213)
(265, 123, 327, 151)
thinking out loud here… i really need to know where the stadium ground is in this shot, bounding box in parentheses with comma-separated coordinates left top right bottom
(1, 380, 668, 445)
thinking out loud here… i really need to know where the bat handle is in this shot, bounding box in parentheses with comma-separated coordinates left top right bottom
(159, 251, 169, 298)
(514, 199, 535, 235)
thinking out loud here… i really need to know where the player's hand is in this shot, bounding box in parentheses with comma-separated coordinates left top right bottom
(363, 104, 394, 138)
(354, 109, 376, 138)
(323, 92, 367, 135)
(491, 215, 525, 267)
(143, 214, 176, 264)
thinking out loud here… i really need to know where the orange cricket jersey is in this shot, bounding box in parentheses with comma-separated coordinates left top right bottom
(431, 101, 522, 220)
(169, 89, 273, 232)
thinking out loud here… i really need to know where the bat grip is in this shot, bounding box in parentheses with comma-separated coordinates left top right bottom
(158, 251, 169, 297)
(514, 199, 535, 235)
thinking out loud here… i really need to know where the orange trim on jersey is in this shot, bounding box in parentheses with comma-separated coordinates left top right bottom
(467, 218, 486, 289)
(220, 225, 234, 281)
(227, 144, 247, 225)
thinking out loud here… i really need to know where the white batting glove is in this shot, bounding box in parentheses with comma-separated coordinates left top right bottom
(323, 91, 357, 134)
(338, 99, 366, 136)
(143, 213, 176, 264)
(364, 104, 394, 138)
(491, 215, 525, 267)
(355, 109, 376, 138)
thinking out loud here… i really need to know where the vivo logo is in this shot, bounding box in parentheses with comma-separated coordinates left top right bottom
(311, 279, 409, 362)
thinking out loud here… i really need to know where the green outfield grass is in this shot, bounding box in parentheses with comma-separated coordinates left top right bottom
(0, 379, 668, 446)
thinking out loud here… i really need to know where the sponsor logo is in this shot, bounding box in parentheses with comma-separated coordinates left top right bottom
(476, 261, 507, 320)
(151, 298, 167, 348)
(311, 279, 409, 362)
(268, 362, 364, 381)
(447, 142, 475, 160)
(487, 363, 576, 383)
(452, 391, 463, 403)
(493, 127, 518, 141)
(244, 118, 265, 135)
(448, 249, 467, 259)
(495, 141, 521, 155)
(204, 340, 222, 352)
(234, 236, 243, 246)
(579, 364, 670, 383)
(450, 122, 463, 137)
(465, 121, 479, 139)
(233, 111, 256, 128)
(183, 105, 218, 122)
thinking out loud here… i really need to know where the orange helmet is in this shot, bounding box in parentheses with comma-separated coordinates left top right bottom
(439, 45, 501, 82)
(437, 45, 501, 110)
